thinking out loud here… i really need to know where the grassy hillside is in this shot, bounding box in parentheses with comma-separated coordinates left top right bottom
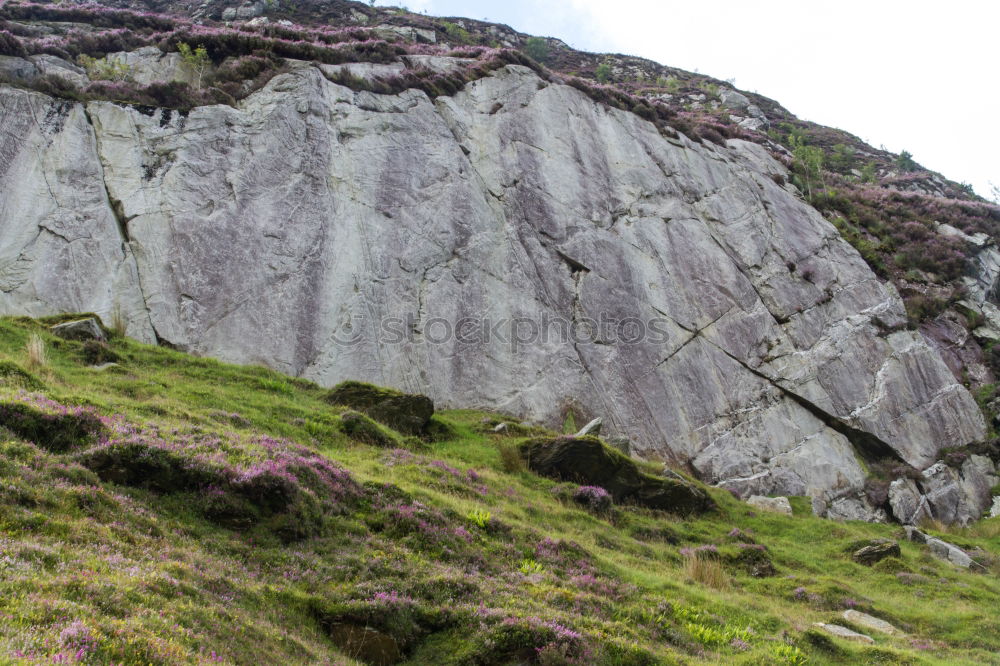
(0, 315, 998, 665)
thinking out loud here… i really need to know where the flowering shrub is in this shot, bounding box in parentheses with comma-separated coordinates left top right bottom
(571, 485, 612, 513)
(472, 616, 590, 665)
(0, 393, 106, 453)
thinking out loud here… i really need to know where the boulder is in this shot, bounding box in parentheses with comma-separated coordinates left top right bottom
(374, 25, 436, 43)
(888, 478, 931, 525)
(339, 410, 398, 448)
(106, 47, 194, 86)
(0, 55, 38, 82)
(920, 462, 966, 525)
(236, 1, 266, 20)
(519, 436, 715, 515)
(904, 527, 984, 570)
(919, 459, 997, 525)
(812, 623, 874, 644)
(991, 496, 1000, 518)
(50, 318, 107, 342)
(959, 455, 998, 515)
(319, 62, 406, 83)
(574, 417, 602, 438)
(852, 540, 900, 566)
(27, 55, 87, 88)
(607, 436, 631, 456)
(825, 494, 887, 522)
(842, 610, 901, 636)
(746, 496, 793, 516)
(402, 55, 476, 75)
(326, 381, 434, 435)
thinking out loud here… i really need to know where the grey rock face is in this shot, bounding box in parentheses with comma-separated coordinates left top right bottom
(106, 47, 195, 86)
(0, 61, 988, 521)
(0, 88, 153, 342)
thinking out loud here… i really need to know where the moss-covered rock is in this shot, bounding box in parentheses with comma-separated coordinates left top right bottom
(519, 436, 715, 515)
(49, 317, 107, 342)
(326, 381, 434, 435)
(80, 339, 122, 365)
(852, 540, 901, 566)
(0, 360, 45, 390)
(77, 440, 222, 492)
(340, 410, 402, 447)
(0, 401, 104, 453)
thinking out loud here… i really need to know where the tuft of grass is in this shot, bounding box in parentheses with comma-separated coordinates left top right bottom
(110, 306, 127, 338)
(683, 553, 730, 591)
(24, 332, 46, 371)
(497, 441, 525, 473)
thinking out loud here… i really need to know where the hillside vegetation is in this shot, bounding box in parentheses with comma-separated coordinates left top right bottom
(0, 315, 998, 665)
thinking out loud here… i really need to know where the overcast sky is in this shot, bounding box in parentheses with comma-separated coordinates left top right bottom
(378, 0, 998, 200)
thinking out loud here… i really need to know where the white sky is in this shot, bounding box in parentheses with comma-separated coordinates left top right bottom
(381, 0, 999, 199)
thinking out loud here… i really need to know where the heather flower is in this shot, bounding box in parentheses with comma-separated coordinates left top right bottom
(571, 485, 612, 513)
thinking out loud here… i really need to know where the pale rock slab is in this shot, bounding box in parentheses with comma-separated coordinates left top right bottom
(888, 478, 931, 525)
(842, 610, 901, 636)
(813, 623, 874, 644)
(746, 495, 793, 515)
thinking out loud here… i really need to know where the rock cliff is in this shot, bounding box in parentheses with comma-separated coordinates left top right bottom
(1, 55, 994, 521)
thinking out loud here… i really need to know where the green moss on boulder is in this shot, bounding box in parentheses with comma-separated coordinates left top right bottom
(339, 410, 402, 448)
(518, 436, 715, 515)
(325, 381, 434, 435)
(0, 401, 104, 453)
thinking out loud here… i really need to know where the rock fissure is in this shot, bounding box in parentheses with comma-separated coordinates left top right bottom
(700, 332, 905, 467)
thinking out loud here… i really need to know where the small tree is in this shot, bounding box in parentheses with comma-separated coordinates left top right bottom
(860, 161, 877, 184)
(595, 62, 612, 84)
(523, 37, 549, 64)
(895, 149, 917, 172)
(177, 42, 210, 90)
(789, 135, 825, 201)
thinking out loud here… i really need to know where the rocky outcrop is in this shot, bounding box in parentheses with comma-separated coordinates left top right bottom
(884, 456, 997, 526)
(519, 436, 715, 515)
(50, 317, 107, 342)
(812, 623, 874, 644)
(746, 495, 792, 515)
(904, 526, 986, 569)
(0, 58, 988, 521)
(326, 381, 434, 435)
(851, 540, 900, 565)
(842, 610, 901, 636)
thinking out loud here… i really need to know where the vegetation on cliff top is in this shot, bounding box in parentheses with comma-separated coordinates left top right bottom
(0, 314, 998, 664)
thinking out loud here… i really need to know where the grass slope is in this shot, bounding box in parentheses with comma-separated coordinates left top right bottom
(0, 315, 998, 665)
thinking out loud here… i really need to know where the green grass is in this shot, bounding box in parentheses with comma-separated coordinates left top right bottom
(0, 315, 998, 664)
